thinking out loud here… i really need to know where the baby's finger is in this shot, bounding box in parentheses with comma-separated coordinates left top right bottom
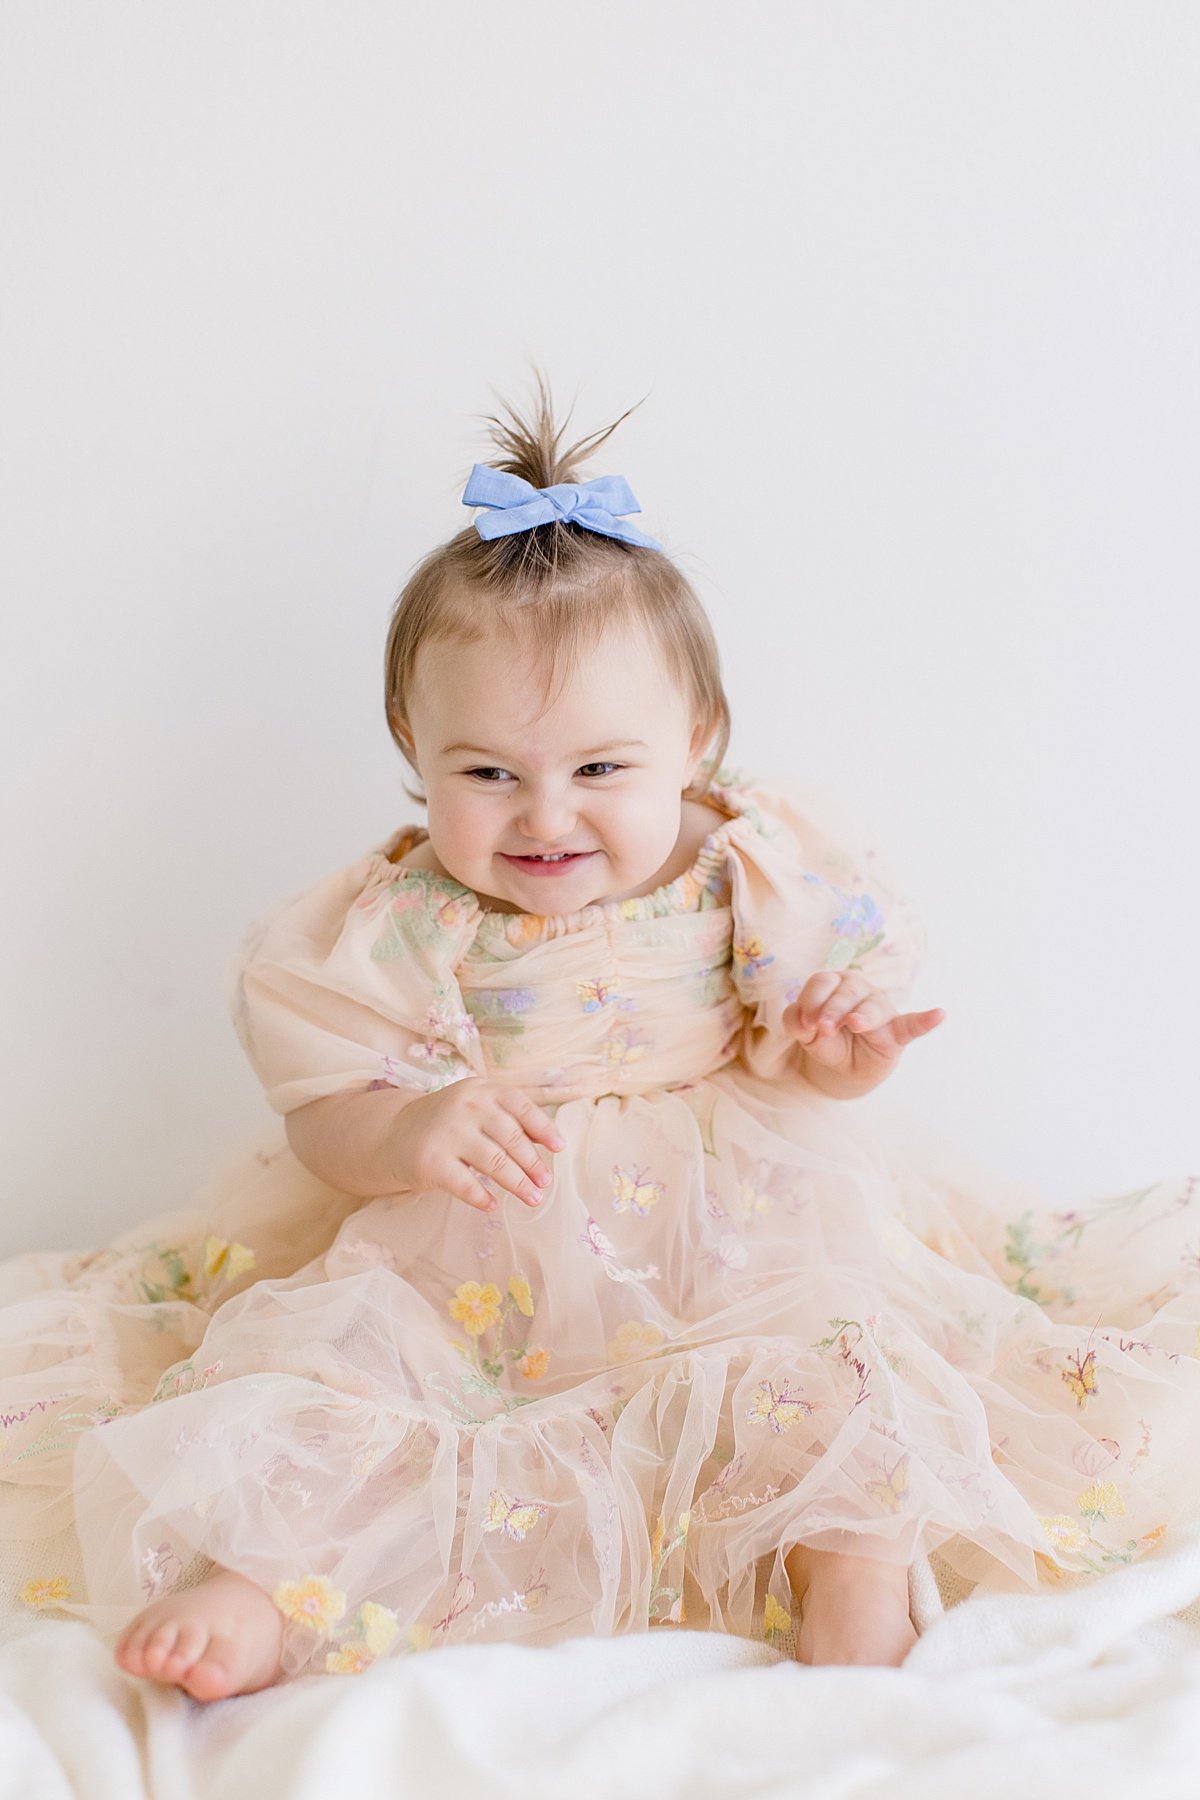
(476, 1129, 548, 1208)
(791, 972, 845, 1036)
(502, 1090, 566, 1154)
(841, 994, 896, 1033)
(888, 1007, 947, 1047)
(813, 976, 876, 1035)
(443, 1162, 498, 1214)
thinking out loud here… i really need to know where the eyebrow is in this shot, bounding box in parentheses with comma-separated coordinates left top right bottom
(440, 740, 650, 758)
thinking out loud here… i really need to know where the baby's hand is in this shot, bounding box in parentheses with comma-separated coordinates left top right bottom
(782, 971, 945, 1089)
(386, 1078, 565, 1214)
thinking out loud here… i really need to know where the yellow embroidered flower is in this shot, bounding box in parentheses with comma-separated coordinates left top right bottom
(651, 1515, 665, 1561)
(1038, 1514, 1089, 1556)
(1137, 1523, 1168, 1553)
(1033, 1550, 1067, 1584)
(763, 1593, 791, 1639)
(325, 1641, 372, 1674)
(518, 1347, 550, 1381)
(203, 1235, 256, 1281)
(272, 1575, 348, 1634)
(21, 1576, 72, 1610)
(606, 1319, 667, 1365)
(407, 1622, 433, 1651)
(508, 1274, 534, 1318)
(1077, 1480, 1125, 1520)
(358, 1601, 401, 1656)
(448, 1281, 503, 1336)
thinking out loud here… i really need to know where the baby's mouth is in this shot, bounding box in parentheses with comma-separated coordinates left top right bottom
(500, 851, 596, 874)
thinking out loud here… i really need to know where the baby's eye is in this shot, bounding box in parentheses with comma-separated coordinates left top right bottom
(467, 767, 514, 783)
(578, 762, 623, 778)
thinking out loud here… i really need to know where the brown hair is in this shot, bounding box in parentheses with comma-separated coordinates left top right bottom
(383, 366, 731, 804)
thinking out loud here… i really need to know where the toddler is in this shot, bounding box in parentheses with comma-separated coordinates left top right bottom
(5, 372, 1197, 1701)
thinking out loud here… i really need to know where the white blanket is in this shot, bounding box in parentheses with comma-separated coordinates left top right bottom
(4, 1529, 1200, 1799)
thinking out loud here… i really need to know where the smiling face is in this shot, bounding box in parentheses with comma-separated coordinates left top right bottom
(399, 618, 711, 914)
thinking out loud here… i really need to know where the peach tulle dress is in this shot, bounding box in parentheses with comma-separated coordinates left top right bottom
(2, 769, 1197, 1677)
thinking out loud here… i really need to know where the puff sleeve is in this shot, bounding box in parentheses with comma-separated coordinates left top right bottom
(723, 773, 929, 1085)
(229, 849, 486, 1116)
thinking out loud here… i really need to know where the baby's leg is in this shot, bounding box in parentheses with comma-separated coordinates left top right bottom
(114, 1565, 284, 1701)
(784, 1533, 917, 1668)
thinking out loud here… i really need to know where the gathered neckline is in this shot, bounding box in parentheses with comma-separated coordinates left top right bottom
(371, 780, 758, 944)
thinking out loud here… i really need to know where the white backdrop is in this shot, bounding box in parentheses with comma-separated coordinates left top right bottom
(2, 3, 1197, 1258)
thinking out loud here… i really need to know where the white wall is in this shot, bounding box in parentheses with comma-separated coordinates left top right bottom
(2, 2, 1197, 1257)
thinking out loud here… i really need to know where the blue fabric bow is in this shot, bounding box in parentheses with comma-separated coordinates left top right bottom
(461, 464, 662, 549)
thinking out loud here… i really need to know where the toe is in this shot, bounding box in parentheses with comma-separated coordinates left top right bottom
(142, 1621, 181, 1677)
(114, 1626, 151, 1676)
(182, 1647, 240, 1703)
(161, 1622, 208, 1677)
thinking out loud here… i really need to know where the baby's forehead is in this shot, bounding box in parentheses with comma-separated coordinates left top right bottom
(413, 623, 692, 745)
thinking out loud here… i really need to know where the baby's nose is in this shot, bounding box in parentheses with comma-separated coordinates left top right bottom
(518, 791, 577, 843)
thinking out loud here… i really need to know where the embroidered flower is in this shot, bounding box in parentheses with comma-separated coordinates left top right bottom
(606, 1319, 667, 1364)
(20, 1576, 72, 1610)
(517, 1348, 550, 1381)
(1077, 1481, 1125, 1521)
(763, 1593, 791, 1641)
(358, 1601, 402, 1655)
(202, 1236, 256, 1282)
(1038, 1514, 1090, 1556)
(746, 1378, 815, 1435)
(272, 1575, 347, 1634)
(325, 1641, 372, 1674)
(448, 1281, 504, 1336)
(508, 1274, 534, 1318)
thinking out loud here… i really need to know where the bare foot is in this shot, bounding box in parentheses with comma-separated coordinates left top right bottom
(785, 1542, 918, 1669)
(114, 1566, 284, 1700)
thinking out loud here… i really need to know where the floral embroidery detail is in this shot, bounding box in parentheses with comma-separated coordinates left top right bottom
(811, 1318, 873, 1408)
(323, 1600, 404, 1673)
(649, 1511, 691, 1622)
(1078, 1481, 1125, 1522)
(483, 1489, 548, 1541)
(731, 936, 775, 979)
(439, 1273, 544, 1416)
(607, 1319, 667, 1364)
(140, 1542, 183, 1599)
(202, 1236, 256, 1284)
(508, 1274, 534, 1318)
(21, 1576, 72, 1610)
(798, 873, 887, 971)
(448, 1281, 503, 1337)
(745, 1378, 817, 1435)
(763, 1593, 791, 1642)
(611, 1165, 665, 1217)
(272, 1575, 347, 1634)
(517, 1348, 550, 1381)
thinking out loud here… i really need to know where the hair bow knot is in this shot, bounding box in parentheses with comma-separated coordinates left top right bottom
(461, 464, 662, 549)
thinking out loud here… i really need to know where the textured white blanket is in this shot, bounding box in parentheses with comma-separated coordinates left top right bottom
(3, 1527, 1200, 1799)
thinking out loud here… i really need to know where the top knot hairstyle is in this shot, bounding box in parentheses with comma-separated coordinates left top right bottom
(384, 366, 731, 802)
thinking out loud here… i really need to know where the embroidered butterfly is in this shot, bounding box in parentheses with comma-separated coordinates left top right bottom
(731, 936, 776, 978)
(611, 1166, 665, 1217)
(579, 1216, 617, 1258)
(1061, 1349, 1099, 1409)
(577, 977, 634, 1013)
(482, 1489, 547, 1542)
(745, 1379, 815, 1436)
(865, 1454, 911, 1513)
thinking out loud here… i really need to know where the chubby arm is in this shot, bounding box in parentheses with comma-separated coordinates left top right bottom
(285, 1087, 426, 1199)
